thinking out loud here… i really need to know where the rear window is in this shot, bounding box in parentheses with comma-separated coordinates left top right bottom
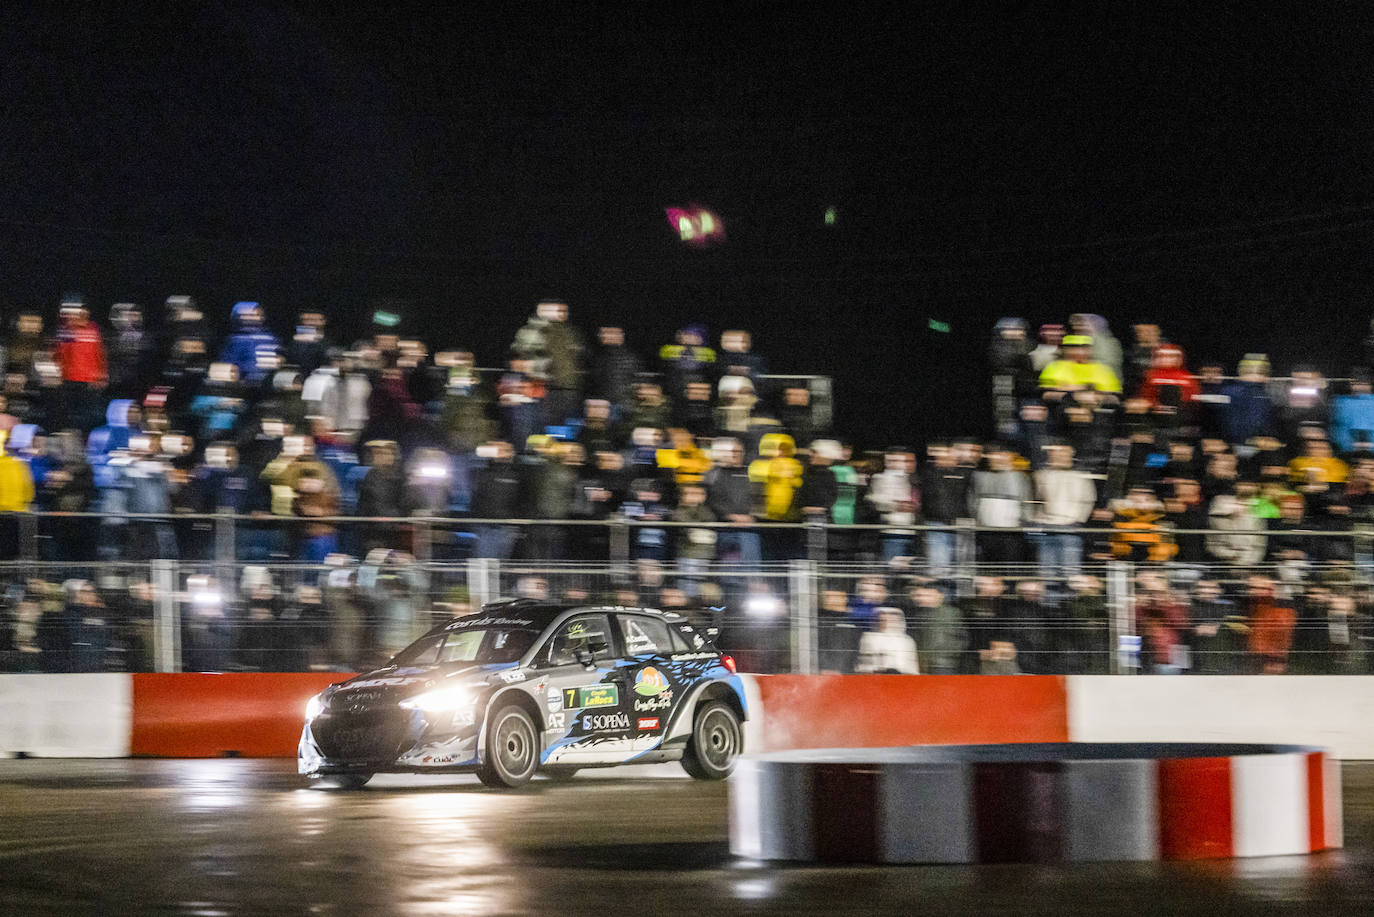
(618, 615, 675, 656)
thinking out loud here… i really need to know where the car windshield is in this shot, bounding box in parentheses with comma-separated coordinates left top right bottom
(389, 628, 540, 667)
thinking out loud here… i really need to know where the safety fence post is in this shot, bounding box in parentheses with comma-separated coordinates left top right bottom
(466, 556, 500, 609)
(788, 559, 818, 675)
(1107, 561, 1137, 675)
(19, 512, 37, 561)
(955, 519, 977, 598)
(609, 518, 630, 571)
(805, 519, 828, 565)
(152, 558, 180, 673)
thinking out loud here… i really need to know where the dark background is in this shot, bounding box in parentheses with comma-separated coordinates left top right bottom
(3, 2, 1372, 448)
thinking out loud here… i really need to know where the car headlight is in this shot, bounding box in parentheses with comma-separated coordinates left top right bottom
(305, 693, 327, 721)
(400, 686, 474, 713)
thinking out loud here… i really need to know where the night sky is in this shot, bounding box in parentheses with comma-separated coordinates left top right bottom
(3, 3, 1374, 448)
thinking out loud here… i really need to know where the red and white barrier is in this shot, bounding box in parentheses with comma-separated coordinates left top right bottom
(730, 744, 1343, 863)
(3, 673, 1374, 764)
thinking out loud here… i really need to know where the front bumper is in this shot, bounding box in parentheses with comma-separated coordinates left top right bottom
(298, 716, 480, 775)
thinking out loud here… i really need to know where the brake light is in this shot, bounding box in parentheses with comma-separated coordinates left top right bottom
(721, 655, 737, 673)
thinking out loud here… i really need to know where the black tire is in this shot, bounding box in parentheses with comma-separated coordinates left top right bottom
(314, 773, 371, 790)
(477, 704, 541, 788)
(680, 700, 742, 780)
(541, 766, 580, 782)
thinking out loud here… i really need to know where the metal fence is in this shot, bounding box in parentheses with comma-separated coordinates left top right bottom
(1, 551, 1370, 677)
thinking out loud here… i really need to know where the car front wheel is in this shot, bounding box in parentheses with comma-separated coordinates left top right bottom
(681, 700, 742, 780)
(477, 705, 541, 788)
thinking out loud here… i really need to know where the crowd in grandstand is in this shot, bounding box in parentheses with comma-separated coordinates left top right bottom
(0, 296, 1372, 676)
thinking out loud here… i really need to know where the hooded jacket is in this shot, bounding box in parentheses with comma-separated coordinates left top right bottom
(1140, 344, 1200, 407)
(219, 302, 280, 384)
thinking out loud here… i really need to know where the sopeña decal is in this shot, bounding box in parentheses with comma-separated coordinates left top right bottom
(583, 712, 630, 732)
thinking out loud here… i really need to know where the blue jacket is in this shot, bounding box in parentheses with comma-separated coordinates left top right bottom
(219, 302, 280, 383)
(1219, 381, 1274, 444)
(1331, 394, 1374, 453)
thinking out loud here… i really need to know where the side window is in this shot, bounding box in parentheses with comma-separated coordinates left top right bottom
(618, 615, 674, 657)
(668, 627, 693, 653)
(545, 614, 614, 667)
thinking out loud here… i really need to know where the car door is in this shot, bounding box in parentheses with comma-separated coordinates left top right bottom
(536, 612, 632, 764)
(614, 614, 686, 746)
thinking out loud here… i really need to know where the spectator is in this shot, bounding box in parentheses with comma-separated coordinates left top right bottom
(921, 442, 970, 578)
(1070, 313, 1124, 383)
(107, 303, 152, 399)
(751, 433, 803, 524)
(1189, 578, 1247, 674)
(672, 482, 716, 594)
(1205, 486, 1268, 566)
(54, 303, 108, 432)
(287, 311, 331, 377)
(969, 445, 1030, 563)
(1136, 572, 1190, 673)
(0, 430, 34, 558)
(867, 448, 918, 561)
(1029, 323, 1064, 373)
(704, 438, 760, 566)
(1246, 574, 1296, 674)
(470, 441, 521, 559)
(909, 582, 966, 674)
(356, 440, 408, 551)
(219, 301, 280, 385)
(717, 329, 766, 398)
(1219, 354, 1276, 446)
(586, 325, 640, 419)
(989, 317, 1034, 439)
(817, 588, 863, 673)
(1038, 334, 1122, 401)
(1031, 443, 1095, 581)
(1331, 370, 1374, 456)
(1062, 575, 1109, 674)
(659, 324, 715, 403)
(1126, 323, 1163, 394)
(855, 607, 920, 674)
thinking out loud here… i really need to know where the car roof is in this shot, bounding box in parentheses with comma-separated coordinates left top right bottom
(429, 598, 687, 636)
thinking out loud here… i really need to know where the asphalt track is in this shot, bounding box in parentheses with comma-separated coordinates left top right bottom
(2, 759, 1374, 916)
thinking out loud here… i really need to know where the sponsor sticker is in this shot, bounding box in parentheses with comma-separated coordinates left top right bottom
(637, 717, 660, 731)
(547, 712, 565, 730)
(583, 712, 630, 732)
(546, 686, 563, 711)
(496, 670, 526, 684)
(633, 666, 670, 697)
(563, 685, 619, 709)
(446, 616, 534, 629)
(633, 695, 672, 713)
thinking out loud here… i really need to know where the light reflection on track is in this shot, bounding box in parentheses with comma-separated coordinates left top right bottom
(0, 759, 1371, 915)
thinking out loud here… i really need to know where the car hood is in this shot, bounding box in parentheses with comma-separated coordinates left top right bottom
(329, 662, 520, 704)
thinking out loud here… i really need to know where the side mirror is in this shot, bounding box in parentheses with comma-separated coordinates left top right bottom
(574, 641, 611, 668)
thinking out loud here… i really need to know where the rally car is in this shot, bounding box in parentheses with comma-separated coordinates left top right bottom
(299, 599, 747, 788)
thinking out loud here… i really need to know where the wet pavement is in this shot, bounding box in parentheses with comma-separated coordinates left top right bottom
(1, 759, 1373, 915)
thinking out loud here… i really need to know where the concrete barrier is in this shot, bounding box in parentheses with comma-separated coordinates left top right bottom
(1067, 675, 1374, 760)
(2, 673, 1374, 761)
(0, 674, 132, 758)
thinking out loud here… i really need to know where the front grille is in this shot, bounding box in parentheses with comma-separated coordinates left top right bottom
(313, 708, 412, 763)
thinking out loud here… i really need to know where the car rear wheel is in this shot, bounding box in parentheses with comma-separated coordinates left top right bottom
(541, 766, 579, 782)
(681, 700, 742, 780)
(477, 705, 540, 788)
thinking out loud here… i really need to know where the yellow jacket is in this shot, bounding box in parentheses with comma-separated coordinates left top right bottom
(0, 455, 34, 512)
(1039, 359, 1122, 394)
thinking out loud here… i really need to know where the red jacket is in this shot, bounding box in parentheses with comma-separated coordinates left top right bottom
(1139, 344, 1199, 407)
(56, 323, 108, 384)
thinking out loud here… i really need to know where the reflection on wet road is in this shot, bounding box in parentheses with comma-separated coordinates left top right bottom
(1, 760, 1372, 915)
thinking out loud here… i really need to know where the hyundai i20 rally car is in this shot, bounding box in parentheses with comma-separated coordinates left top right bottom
(299, 600, 747, 788)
